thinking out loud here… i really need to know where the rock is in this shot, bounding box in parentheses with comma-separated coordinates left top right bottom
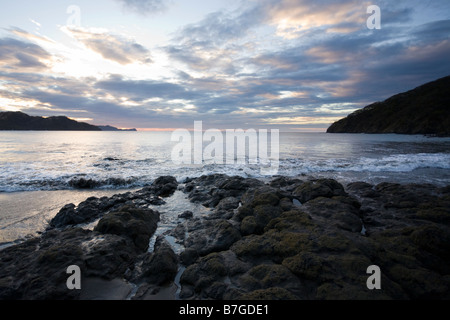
(183, 174, 264, 208)
(0, 227, 140, 299)
(152, 176, 178, 197)
(302, 196, 362, 232)
(180, 252, 228, 294)
(293, 179, 347, 203)
(178, 211, 193, 219)
(180, 248, 199, 266)
(140, 238, 178, 285)
(282, 252, 324, 280)
(179, 250, 252, 300)
(185, 219, 241, 256)
(239, 287, 298, 300)
(49, 203, 79, 228)
(81, 233, 138, 280)
(269, 176, 303, 191)
(346, 181, 379, 198)
(240, 216, 258, 236)
(3, 174, 450, 300)
(94, 205, 160, 252)
(49, 193, 133, 229)
(237, 264, 303, 295)
(216, 197, 240, 211)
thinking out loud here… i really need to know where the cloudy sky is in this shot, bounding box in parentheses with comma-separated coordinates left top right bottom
(0, 0, 449, 131)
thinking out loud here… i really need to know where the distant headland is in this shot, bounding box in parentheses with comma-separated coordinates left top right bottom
(0, 111, 136, 131)
(327, 75, 450, 136)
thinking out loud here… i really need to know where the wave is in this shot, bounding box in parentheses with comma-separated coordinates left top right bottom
(0, 175, 146, 193)
(279, 152, 450, 174)
(1, 152, 448, 192)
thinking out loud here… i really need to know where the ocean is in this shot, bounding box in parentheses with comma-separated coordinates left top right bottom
(1, 131, 450, 246)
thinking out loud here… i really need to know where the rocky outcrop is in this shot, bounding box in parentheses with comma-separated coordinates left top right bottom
(1, 174, 449, 300)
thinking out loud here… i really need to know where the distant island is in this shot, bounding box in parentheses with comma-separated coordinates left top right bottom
(327, 75, 450, 136)
(0, 111, 136, 131)
(96, 125, 137, 132)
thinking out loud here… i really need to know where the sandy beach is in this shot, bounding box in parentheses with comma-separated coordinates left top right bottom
(0, 189, 136, 247)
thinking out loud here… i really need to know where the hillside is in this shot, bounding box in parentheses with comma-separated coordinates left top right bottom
(0, 112, 101, 131)
(327, 76, 450, 136)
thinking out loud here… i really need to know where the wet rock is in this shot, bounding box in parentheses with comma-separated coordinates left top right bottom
(216, 197, 240, 211)
(3, 174, 450, 300)
(239, 287, 298, 300)
(0, 227, 140, 299)
(269, 176, 304, 191)
(94, 205, 160, 252)
(185, 219, 241, 256)
(152, 176, 178, 197)
(180, 252, 228, 297)
(303, 196, 362, 232)
(68, 177, 99, 189)
(183, 174, 264, 208)
(237, 264, 303, 296)
(179, 250, 251, 299)
(180, 248, 199, 266)
(139, 238, 178, 285)
(293, 179, 347, 203)
(49, 193, 136, 229)
(178, 210, 193, 219)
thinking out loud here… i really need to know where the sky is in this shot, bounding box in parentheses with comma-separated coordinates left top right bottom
(0, 0, 449, 131)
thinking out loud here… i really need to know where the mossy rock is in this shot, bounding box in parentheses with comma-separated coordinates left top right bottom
(232, 230, 312, 263)
(203, 252, 228, 277)
(315, 281, 391, 300)
(416, 207, 450, 224)
(304, 196, 360, 219)
(252, 192, 280, 207)
(251, 205, 283, 233)
(316, 234, 351, 252)
(240, 216, 258, 235)
(94, 205, 160, 252)
(239, 287, 298, 300)
(386, 265, 450, 299)
(265, 209, 316, 232)
(293, 179, 346, 203)
(279, 197, 295, 211)
(241, 187, 281, 207)
(409, 224, 450, 260)
(282, 252, 324, 280)
(237, 263, 303, 297)
(235, 204, 254, 221)
(180, 252, 227, 289)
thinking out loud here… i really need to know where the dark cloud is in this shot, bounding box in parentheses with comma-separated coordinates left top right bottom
(0, 38, 51, 71)
(95, 76, 204, 101)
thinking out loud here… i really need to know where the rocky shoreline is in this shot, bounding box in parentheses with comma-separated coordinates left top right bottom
(0, 174, 449, 300)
